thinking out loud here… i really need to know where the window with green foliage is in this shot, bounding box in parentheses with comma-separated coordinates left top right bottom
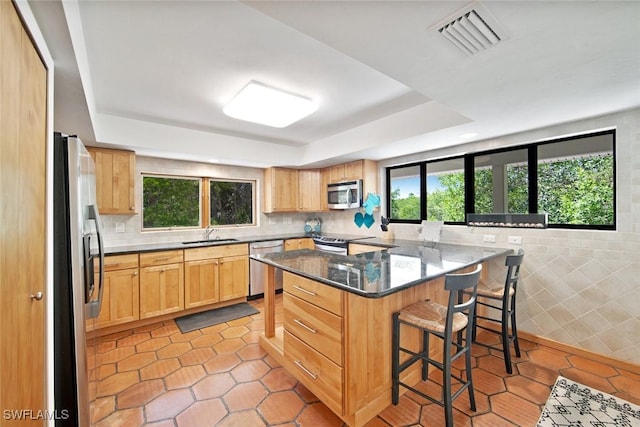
(385, 130, 615, 230)
(426, 158, 465, 222)
(210, 180, 254, 226)
(389, 164, 421, 221)
(143, 175, 201, 229)
(538, 136, 613, 226)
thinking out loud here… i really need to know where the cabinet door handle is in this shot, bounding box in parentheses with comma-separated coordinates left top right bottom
(132, 271, 138, 276)
(160, 268, 166, 273)
(294, 319, 317, 334)
(292, 285, 316, 296)
(294, 360, 317, 379)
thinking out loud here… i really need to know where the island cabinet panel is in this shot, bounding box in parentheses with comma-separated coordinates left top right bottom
(283, 271, 343, 315)
(285, 331, 343, 415)
(284, 293, 343, 365)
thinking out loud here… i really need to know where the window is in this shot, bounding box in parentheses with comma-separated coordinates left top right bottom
(426, 158, 465, 222)
(143, 175, 201, 229)
(538, 135, 614, 227)
(389, 164, 422, 221)
(142, 175, 257, 230)
(209, 179, 254, 226)
(474, 149, 529, 214)
(385, 129, 615, 229)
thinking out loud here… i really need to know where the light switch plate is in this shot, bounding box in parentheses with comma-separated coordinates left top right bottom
(483, 234, 496, 243)
(115, 222, 125, 233)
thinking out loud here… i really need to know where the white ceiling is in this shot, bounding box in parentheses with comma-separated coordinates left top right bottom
(29, 0, 640, 168)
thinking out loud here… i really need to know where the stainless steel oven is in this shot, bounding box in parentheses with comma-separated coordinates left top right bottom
(312, 235, 348, 255)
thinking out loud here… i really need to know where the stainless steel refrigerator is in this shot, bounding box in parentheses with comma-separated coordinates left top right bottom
(53, 132, 105, 426)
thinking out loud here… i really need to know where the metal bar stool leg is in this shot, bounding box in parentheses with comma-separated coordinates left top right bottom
(391, 312, 400, 405)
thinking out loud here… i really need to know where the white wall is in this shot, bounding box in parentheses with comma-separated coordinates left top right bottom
(379, 108, 640, 365)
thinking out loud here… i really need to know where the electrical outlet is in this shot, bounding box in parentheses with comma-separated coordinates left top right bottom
(483, 234, 496, 243)
(268, 217, 277, 225)
(115, 222, 125, 233)
(508, 235, 522, 245)
(283, 217, 292, 225)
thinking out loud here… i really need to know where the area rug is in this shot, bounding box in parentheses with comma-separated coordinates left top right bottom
(175, 303, 259, 333)
(537, 376, 640, 426)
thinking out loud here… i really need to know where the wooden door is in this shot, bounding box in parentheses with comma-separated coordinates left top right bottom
(184, 259, 220, 309)
(0, 2, 47, 424)
(219, 255, 249, 301)
(139, 264, 184, 318)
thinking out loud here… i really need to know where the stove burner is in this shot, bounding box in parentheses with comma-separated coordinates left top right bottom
(313, 235, 346, 244)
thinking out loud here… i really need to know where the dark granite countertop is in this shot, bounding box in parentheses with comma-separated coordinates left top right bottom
(250, 242, 512, 298)
(104, 233, 376, 255)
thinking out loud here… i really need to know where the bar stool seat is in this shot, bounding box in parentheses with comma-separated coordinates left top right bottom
(392, 265, 482, 427)
(473, 250, 524, 374)
(398, 301, 468, 334)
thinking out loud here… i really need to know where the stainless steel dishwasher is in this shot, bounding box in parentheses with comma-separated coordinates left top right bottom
(249, 240, 284, 299)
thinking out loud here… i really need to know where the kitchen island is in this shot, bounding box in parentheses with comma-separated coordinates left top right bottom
(251, 242, 511, 427)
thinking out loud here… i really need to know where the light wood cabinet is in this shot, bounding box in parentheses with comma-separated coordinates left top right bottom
(325, 159, 378, 199)
(88, 147, 136, 215)
(348, 243, 387, 255)
(219, 254, 249, 301)
(184, 244, 249, 305)
(95, 254, 140, 329)
(284, 238, 314, 251)
(184, 259, 219, 309)
(139, 250, 184, 319)
(263, 167, 299, 212)
(298, 169, 323, 212)
(282, 272, 344, 415)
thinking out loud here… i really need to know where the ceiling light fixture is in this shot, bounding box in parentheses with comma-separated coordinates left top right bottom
(223, 81, 318, 128)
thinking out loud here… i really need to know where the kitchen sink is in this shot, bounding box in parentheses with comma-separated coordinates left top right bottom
(182, 238, 239, 245)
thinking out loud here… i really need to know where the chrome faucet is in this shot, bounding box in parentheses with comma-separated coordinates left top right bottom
(204, 225, 218, 240)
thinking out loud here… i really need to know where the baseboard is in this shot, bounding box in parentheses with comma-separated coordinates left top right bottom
(518, 330, 640, 375)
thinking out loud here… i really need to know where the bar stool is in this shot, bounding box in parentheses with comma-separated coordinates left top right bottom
(392, 265, 482, 427)
(472, 250, 524, 374)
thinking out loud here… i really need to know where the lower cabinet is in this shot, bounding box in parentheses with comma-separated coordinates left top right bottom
(283, 271, 344, 415)
(284, 237, 314, 251)
(139, 250, 185, 319)
(94, 254, 140, 329)
(184, 243, 249, 306)
(219, 254, 249, 301)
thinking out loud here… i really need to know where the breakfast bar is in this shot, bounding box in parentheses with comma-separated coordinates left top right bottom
(251, 242, 511, 426)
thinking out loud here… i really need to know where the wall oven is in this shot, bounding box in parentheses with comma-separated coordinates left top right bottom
(327, 180, 362, 209)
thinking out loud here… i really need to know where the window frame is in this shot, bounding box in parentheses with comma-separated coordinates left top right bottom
(141, 173, 257, 231)
(385, 129, 616, 230)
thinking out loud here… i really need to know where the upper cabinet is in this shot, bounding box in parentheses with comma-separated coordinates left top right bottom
(298, 169, 323, 212)
(326, 159, 378, 197)
(263, 160, 378, 213)
(88, 147, 136, 215)
(263, 167, 299, 213)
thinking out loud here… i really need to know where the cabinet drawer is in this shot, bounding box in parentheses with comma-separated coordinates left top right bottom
(184, 243, 248, 262)
(140, 250, 183, 267)
(284, 293, 342, 365)
(103, 254, 138, 271)
(284, 331, 343, 415)
(283, 271, 343, 316)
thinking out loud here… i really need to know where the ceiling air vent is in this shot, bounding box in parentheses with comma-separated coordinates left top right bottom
(437, 6, 503, 56)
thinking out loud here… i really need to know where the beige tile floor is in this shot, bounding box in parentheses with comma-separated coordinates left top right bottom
(88, 295, 640, 426)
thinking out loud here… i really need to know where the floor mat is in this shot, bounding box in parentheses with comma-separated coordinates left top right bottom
(175, 303, 259, 333)
(537, 375, 640, 426)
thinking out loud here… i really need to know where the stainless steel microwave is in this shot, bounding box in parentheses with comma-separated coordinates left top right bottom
(327, 180, 362, 209)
